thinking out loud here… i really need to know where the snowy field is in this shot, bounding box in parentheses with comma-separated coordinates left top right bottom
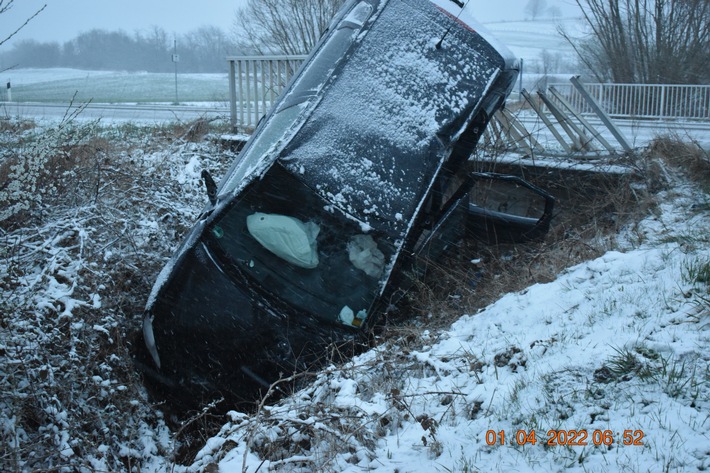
(482, 17, 582, 80)
(3, 68, 230, 104)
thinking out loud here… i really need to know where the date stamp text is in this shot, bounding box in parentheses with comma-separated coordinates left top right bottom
(485, 429, 645, 447)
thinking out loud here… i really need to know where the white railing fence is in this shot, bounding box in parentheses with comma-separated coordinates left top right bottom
(549, 82, 710, 120)
(227, 55, 307, 132)
(227, 55, 710, 131)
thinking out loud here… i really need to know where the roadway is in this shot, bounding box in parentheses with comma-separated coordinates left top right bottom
(0, 101, 229, 124)
(3, 101, 708, 151)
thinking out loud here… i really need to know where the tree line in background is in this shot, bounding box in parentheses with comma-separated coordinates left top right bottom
(0, 26, 236, 73)
(236, 0, 709, 85)
(0, 0, 347, 73)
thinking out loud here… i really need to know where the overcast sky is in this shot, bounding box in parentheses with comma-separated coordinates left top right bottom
(0, 0, 581, 48)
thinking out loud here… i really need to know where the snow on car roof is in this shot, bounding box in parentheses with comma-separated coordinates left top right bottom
(280, 0, 506, 236)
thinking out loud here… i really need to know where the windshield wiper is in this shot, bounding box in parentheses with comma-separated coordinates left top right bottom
(202, 169, 218, 205)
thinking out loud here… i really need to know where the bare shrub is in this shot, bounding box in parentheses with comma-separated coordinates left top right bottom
(0, 117, 105, 228)
(566, 0, 710, 83)
(0, 1, 46, 48)
(150, 117, 217, 143)
(0, 116, 235, 472)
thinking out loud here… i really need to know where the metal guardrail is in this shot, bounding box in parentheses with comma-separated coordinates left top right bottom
(226, 56, 710, 130)
(549, 82, 710, 120)
(227, 55, 307, 131)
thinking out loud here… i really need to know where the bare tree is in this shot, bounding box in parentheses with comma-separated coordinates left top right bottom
(233, 0, 346, 55)
(525, 0, 548, 20)
(563, 0, 710, 83)
(181, 26, 235, 72)
(0, 0, 46, 48)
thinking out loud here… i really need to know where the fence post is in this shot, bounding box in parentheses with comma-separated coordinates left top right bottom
(228, 59, 237, 133)
(659, 84, 666, 118)
(238, 60, 244, 128)
(245, 61, 252, 129)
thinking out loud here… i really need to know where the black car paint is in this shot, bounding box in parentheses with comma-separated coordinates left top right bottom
(141, 0, 524, 406)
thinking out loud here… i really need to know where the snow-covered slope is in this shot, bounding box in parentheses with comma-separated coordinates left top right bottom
(188, 182, 710, 472)
(1, 116, 708, 473)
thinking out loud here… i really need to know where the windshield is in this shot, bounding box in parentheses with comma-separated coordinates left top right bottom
(206, 163, 394, 327)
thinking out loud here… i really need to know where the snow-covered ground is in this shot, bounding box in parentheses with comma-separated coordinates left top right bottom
(0, 109, 708, 472)
(184, 174, 709, 473)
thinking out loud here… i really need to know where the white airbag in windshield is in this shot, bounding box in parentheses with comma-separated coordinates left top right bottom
(347, 234, 385, 278)
(247, 213, 320, 269)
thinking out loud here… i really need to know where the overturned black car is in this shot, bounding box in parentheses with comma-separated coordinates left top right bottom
(140, 0, 553, 406)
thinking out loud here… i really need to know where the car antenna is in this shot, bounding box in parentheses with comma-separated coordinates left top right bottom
(435, 0, 471, 49)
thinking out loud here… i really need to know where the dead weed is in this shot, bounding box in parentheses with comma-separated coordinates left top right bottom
(648, 133, 710, 189)
(393, 155, 654, 333)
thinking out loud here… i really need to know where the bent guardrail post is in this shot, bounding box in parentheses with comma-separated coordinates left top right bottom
(521, 89, 571, 153)
(548, 85, 615, 154)
(494, 109, 544, 155)
(570, 75, 633, 153)
(537, 90, 589, 152)
(494, 110, 533, 156)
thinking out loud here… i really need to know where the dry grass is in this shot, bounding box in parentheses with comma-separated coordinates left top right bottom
(0, 117, 235, 472)
(0, 118, 35, 134)
(388, 155, 655, 334)
(648, 133, 710, 189)
(149, 117, 218, 143)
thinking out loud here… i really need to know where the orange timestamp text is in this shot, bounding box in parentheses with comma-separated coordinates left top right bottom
(485, 429, 644, 447)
